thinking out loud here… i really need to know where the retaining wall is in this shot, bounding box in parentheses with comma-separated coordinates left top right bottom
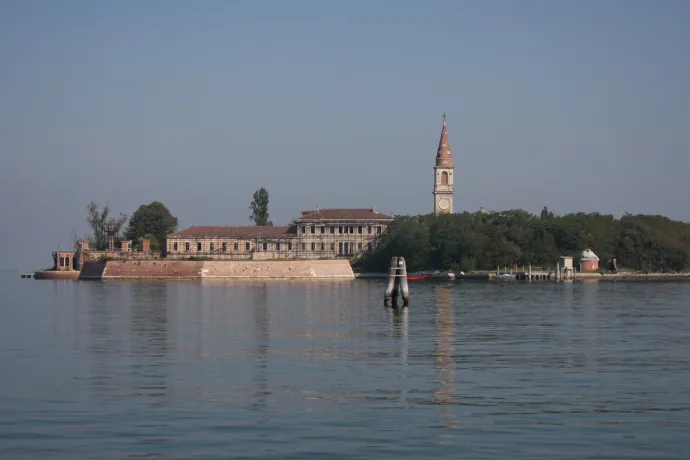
(201, 260, 354, 279)
(34, 270, 80, 280)
(69, 259, 354, 280)
(78, 262, 107, 280)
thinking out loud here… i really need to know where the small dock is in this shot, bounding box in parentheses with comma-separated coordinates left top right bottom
(493, 264, 576, 282)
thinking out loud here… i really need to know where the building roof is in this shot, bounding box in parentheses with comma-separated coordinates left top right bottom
(436, 114, 453, 167)
(168, 226, 294, 239)
(297, 208, 394, 221)
(581, 248, 600, 261)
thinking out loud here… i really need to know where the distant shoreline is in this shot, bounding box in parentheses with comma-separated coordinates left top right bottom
(354, 271, 690, 281)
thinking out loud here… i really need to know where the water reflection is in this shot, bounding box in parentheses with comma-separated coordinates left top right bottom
(251, 283, 270, 410)
(4, 275, 690, 459)
(129, 282, 169, 400)
(433, 284, 457, 431)
(84, 283, 129, 399)
(387, 306, 408, 365)
(582, 280, 600, 369)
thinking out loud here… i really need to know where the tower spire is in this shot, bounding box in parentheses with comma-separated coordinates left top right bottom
(436, 113, 452, 166)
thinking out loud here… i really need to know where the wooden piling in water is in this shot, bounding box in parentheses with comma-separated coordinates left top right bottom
(384, 256, 409, 307)
(384, 256, 399, 306)
(398, 257, 409, 306)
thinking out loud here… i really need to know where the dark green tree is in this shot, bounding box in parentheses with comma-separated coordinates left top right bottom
(86, 201, 128, 250)
(124, 201, 179, 249)
(354, 210, 690, 273)
(249, 187, 273, 226)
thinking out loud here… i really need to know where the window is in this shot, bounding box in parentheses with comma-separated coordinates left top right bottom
(330, 242, 335, 250)
(344, 226, 348, 234)
(368, 225, 372, 234)
(320, 226, 325, 234)
(358, 226, 362, 234)
(301, 226, 306, 234)
(311, 225, 315, 234)
(311, 242, 315, 251)
(338, 242, 343, 255)
(59, 256, 65, 267)
(222, 242, 227, 252)
(358, 242, 363, 251)
(330, 226, 335, 234)
(349, 226, 354, 234)
(262, 242, 268, 251)
(339, 226, 343, 234)
(377, 226, 382, 234)
(173, 242, 178, 251)
(350, 242, 354, 253)
(321, 242, 325, 251)
(65, 256, 70, 267)
(276, 242, 281, 251)
(288, 242, 293, 250)
(441, 171, 449, 185)
(301, 242, 306, 251)
(210, 242, 215, 252)
(185, 242, 190, 252)
(367, 242, 372, 250)
(246, 242, 250, 251)
(234, 242, 238, 250)
(197, 242, 202, 251)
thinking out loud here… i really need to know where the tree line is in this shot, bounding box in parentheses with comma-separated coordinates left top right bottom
(77, 201, 179, 251)
(354, 208, 690, 273)
(77, 187, 273, 251)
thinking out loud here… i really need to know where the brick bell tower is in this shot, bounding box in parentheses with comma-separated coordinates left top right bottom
(433, 113, 455, 216)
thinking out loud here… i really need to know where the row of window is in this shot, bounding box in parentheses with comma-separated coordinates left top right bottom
(173, 241, 257, 252)
(299, 241, 370, 252)
(59, 256, 71, 267)
(171, 240, 376, 253)
(301, 225, 382, 235)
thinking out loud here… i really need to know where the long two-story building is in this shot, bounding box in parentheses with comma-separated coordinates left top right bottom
(165, 207, 395, 260)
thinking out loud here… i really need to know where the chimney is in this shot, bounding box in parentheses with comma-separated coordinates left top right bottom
(79, 241, 90, 251)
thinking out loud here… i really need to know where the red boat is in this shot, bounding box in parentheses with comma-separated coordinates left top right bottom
(407, 274, 430, 281)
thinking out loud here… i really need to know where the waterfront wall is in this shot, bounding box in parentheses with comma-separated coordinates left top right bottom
(59, 259, 355, 280)
(34, 270, 80, 280)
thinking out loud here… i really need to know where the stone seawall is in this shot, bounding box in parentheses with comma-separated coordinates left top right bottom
(68, 260, 355, 280)
(201, 260, 354, 279)
(102, 261, 204, 279)
(575, 272, 690, 281)
(34, 270, 80, 280)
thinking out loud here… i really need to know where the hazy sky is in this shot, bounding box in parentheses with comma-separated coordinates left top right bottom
(1, 0, 689, 269)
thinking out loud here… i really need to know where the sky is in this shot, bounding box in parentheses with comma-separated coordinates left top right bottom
(1, 0, 689, 269)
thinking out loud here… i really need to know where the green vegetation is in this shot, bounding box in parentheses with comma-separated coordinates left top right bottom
(354, 208, 690, 273)
(249, 187, 273, 226)
(85, 201, 128, 251)
(124, 201, 178, 250)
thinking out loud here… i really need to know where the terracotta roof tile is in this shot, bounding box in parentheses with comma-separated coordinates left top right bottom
(297, 208, 394, 221)
(168, 226, 294, 239)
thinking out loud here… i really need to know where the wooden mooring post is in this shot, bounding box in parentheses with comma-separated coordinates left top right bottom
(384, 256, 409, 307)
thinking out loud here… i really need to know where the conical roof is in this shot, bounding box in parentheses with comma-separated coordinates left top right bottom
(436, 114, 453, 167)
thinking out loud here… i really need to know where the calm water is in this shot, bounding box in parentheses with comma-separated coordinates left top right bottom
(1, 273, 689, 459)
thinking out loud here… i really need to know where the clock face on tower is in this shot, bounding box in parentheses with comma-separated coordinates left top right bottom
(439, 199, 450, 210)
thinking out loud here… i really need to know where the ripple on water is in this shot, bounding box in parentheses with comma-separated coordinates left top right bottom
(1, 277, 689, 459)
